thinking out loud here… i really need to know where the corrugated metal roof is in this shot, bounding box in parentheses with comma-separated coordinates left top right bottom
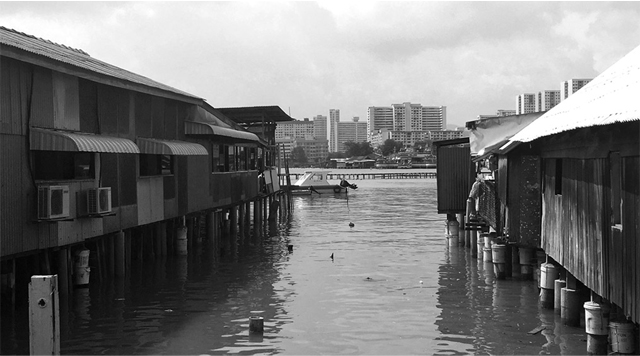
(0, 26, 201, 101)
(136, 137, 208, 156)
(508, 44, 640, 145)
(30, 127, 140, 153)
(184, 121, 260, 142)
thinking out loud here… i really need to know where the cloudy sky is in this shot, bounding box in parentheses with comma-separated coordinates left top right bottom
(2, 2, 640, 127)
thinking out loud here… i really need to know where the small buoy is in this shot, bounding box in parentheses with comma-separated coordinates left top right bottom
(419, 281, 423, 284)
(330, 253, 334, 260)
(349, 222, 354, 227)
(287, 244, 293, 252)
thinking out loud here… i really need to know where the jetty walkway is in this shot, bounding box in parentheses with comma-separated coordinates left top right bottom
(284, 172, 437, 180)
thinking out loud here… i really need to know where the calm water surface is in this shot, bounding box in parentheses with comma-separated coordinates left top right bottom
(2, 170, 588, 354)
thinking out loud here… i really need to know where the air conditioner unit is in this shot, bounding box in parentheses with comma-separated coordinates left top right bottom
(37, 185, 70, 220)
(87, 187, 112, 215)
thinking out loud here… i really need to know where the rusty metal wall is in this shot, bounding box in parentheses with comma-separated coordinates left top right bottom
(436, 144, 474, 214)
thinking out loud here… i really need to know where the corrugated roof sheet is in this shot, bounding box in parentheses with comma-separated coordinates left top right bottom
(508, 44, 640, 144)
(0, 26, 201, 101)
(30, 128, 140, 153)
(136, 138, 208, 156)
(185, 121, 260, 142)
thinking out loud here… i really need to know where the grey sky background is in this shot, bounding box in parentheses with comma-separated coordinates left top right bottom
(2, 1, 640, 126)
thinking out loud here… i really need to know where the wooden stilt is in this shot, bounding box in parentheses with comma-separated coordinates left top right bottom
(115, 231, 126, 277)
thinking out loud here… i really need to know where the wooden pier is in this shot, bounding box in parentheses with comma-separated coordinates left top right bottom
(283, 172, 437, 180)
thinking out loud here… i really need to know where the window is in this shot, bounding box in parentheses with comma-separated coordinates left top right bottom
(212, 144, 230, 172)
(140, 154, 173, 176)
(33, 151, 95, 180)
(554, 159, 562, 195)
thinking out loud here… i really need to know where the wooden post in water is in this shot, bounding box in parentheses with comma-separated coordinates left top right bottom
(244, 202, 251, 237)
(230, 205, 238, 238)
(56, 249, 69, 297)
(238, 203, 246, 240)
(254, 199, 262, 237)
(29, 275, 60, 355)
(114, 231, 125, 277)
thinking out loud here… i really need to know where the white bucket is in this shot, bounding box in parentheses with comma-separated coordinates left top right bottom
(483, 247, 493, 262)
(584, 302, 610, 336)
(75, 249, 90, 268)
(609, 321, 636, 354)
(447, 220, 459, 236)
(74, 266, 90, 286)
(540, 263, 557, 290)
(492, 244, 506, 264)
(177, 226, 188, 255)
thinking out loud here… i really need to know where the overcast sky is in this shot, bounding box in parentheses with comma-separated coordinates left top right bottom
(2, 2, 640, 126)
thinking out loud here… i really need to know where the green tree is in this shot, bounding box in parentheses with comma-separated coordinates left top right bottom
(343, 141, 374, 157)
(380, 139, 404, 156)
(290, 146, 308, 166)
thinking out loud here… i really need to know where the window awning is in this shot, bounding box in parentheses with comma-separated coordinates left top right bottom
(30, 127, 140, 153)
(184, 121, 260, 142)
(136, 137, 208, 155)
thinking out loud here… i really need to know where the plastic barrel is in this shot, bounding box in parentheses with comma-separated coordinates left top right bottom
(75, 249, 90, 268)
(491, 244, 506, 264)
(540, 263, 557, 290)
(584, 301, 609, 335)
(177, 226, 188, 255)
(609, 321, 636, 354)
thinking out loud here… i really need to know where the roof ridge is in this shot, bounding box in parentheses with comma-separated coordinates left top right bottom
(0, 25, 90, 56)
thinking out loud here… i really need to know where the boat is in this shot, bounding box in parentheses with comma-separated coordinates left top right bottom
(287, 171, 357, 195)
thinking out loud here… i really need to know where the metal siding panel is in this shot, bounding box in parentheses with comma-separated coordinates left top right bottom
(137, 180, 152, 226)
(436, 145, 473, 214)
(29, 66, 55, 129)
(51, 71, 80, 131)
(150, 176, 164, 223)
(0, 135, 28, 256)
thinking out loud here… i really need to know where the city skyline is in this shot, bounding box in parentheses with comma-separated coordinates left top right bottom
(2, 3, 639, 126)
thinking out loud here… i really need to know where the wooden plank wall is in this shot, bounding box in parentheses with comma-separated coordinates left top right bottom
(622, 156, 639, 322)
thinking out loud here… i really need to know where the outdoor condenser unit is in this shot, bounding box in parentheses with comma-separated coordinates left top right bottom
(37, 185, 70, 220)
(87, 187, 112, 215)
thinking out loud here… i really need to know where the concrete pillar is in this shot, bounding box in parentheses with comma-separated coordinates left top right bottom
(29, 275, 60, 355)
(554, 279, 566, 314)
(561, 288, 581, 326)
(457, 214, 465, 246)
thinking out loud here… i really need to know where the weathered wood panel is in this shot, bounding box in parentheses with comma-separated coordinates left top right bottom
(622, 156, 639, 321)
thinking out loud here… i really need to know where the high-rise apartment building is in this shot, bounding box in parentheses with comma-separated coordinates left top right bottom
(367, 106, 394, 141)
(274, 118, 314, 140)
(335, 117, 368, 153)
(366, 102, 447, 148)
(422, 106, 447, 131)
(313, 115, 327, 140)
(516, 93, 536, 115)
(536, 90, 561, 112)
(329, 109, 340, 153)
(561, 78, 592, 101)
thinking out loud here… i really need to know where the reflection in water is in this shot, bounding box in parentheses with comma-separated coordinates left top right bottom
(2, 178, 588, 355)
